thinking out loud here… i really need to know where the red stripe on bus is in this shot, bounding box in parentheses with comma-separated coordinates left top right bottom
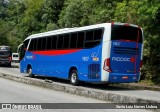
(118, 39, 137, 42)
(31, 49, 81, 56)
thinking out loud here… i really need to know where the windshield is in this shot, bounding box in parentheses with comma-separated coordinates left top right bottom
(0, 46, 11, 56)
(0, 51, 10, 55)
(111, 25, 142, 43)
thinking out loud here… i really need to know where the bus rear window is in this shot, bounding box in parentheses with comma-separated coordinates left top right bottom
(111, 25, 142, 43)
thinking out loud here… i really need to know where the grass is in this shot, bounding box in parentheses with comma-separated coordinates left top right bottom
(139, 80, 157, 86)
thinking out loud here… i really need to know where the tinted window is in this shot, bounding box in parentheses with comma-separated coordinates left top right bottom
(86, 30, 94, 41)
(85, 41, 100, 48)
(42, 38, 46, 50)
(77, 32, 85, 48)
(84, 28, 103, 48)
(28, 39, 34, 50)
(70, 33, 77, 48)
(52, 36, 57, 49)
(24, 39, 29, 48)
(57, 35, 64, 49)
(46, 37, 52, 50)
(94, 29, 103, 40)
(111, 25, 142, 43)
(37, 38, 43, 50)
(63, 34, 70, 49)
(33, 39, 38, 50)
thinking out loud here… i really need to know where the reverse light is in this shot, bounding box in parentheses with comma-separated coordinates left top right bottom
(103, 58, 112, 72)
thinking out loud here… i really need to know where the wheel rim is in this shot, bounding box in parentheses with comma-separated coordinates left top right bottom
(71, 73, 77, 83)
(28, 68, 32, 75)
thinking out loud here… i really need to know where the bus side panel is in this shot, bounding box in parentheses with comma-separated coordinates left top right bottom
(21, 45, 102, 82)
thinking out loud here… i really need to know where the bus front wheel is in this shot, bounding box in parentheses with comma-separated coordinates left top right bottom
(28, 67, 34, 78)
(70, 70, 79, 86)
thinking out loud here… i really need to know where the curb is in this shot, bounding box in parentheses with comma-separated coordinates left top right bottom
(111, 83, 160, 92)
(0, 73, 159, 104)
(11, 64, 160, 92)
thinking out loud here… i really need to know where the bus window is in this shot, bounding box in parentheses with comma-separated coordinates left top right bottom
(52, 36, 57, 50)
(86, 30, 94, 41)
(57, 35, 64, 49)
(77, 32, 85, 48)
(33, 39, 38, 50)
(28, 39, 34, 51)
(94, 29, 103, 40)
(111, 25, 142, 43)
(70, 33, 77, 48)
(42, 38, 47, 50)
(23, 39, 29, 49)
(63, 34, 70, 49)
(37, 38, 43, 51)
(84, 29, 103, 48)
(46, 37, 52, 50)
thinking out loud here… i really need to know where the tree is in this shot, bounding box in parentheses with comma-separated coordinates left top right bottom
(114, 0, 160, 84)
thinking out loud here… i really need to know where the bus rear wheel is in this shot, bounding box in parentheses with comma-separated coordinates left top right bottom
(28, 67, 34, 78)
(70, 70, 79, 86)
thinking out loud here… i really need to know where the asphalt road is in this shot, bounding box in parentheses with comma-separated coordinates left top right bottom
(0, 77, 151, 112)
(1, 64, 160, 103)
(0, 63, 158, 112)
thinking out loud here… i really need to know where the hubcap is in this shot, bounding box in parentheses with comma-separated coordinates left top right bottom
(71, 73, 76, 83)
(28, 68, 32, 75)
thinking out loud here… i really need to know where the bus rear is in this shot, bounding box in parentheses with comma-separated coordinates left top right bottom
(0, 46, 12, 67)
(104, 23, 143, 83)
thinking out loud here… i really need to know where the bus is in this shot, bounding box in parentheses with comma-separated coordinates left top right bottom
(18, 23, 143, 85)
(0, 45, 12, 67)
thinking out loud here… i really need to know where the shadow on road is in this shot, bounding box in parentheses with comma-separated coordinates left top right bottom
(0, 65, 138, 91)
(25, 75, 136, 91)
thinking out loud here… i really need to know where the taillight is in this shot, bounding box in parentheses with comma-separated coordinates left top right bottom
(111, 22, 114, 25)
(103, 58, 112, 72)
(124, 23, 130, 26)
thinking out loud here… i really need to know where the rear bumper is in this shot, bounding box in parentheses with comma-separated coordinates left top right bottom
(108, 73, 140, 83)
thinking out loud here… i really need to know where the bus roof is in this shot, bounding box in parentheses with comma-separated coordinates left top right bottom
(24, 23, 139, 41)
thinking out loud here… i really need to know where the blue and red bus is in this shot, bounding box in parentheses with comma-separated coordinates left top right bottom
(18, 23, 143, 85)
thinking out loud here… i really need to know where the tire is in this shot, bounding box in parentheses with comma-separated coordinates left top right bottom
(70, 70, 79, 86)
(28, 67, 34, 78)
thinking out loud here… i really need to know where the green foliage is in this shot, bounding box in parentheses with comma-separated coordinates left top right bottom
(114, 0, 160, 84)
(58, 0, 117, 27)
(58, 0, 83, 27)
(0, 0, 160, 84)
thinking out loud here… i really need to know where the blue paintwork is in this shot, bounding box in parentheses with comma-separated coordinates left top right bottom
(20, 40, 142, 83)
(20, 44, 102, 82)
(108, 40, 142, 83)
